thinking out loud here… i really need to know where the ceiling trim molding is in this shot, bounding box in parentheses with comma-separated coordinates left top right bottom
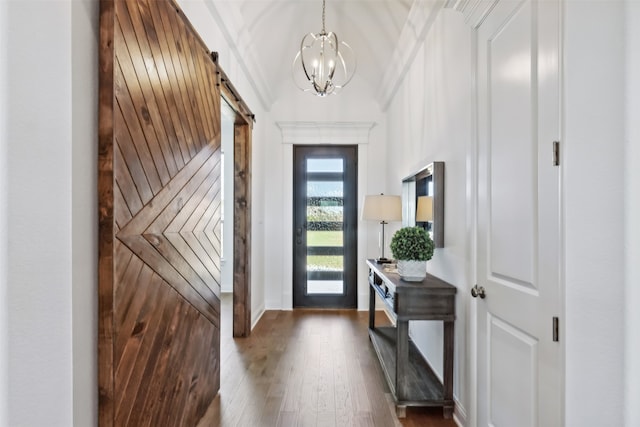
(443, 0, 499, 29)
(375, 0, 445, 111)
(202, 0, 274, 111)
(277, 122, 376, 145)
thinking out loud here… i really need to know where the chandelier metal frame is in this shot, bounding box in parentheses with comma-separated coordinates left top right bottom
(292, 0, 356, 96)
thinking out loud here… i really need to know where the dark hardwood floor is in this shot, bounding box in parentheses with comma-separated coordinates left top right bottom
(197, 294, 458, 427)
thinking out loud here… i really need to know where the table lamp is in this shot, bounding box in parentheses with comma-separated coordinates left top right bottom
(362, 194, 402, 263)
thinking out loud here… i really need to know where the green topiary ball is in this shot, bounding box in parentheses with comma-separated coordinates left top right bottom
(390, 226, 434, 261)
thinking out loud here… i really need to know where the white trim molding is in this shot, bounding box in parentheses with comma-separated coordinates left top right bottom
(376, 0, 444, 110)
(200, 0, 273, 110)
(443, 0, 499, 29)
(277, 121, 376, 145)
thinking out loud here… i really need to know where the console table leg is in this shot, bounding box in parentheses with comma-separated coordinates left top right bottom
(396, 405, 407, 418)
(369, 281, 376, 329)
(396, 320, 409, 400)
(443, 321, 454, 403)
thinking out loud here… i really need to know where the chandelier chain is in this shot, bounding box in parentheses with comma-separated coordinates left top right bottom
(322, 0, 326, 33)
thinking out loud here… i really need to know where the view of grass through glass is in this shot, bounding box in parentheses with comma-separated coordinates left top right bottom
(307, 255, 343, 271)
(307, 231, 343, 246)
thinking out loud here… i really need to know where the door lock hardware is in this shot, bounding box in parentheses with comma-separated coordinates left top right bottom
(471, 284, 486, 299)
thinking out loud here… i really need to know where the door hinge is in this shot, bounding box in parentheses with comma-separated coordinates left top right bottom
(552, 317, 560, 342)
(553, 141, 560, 166)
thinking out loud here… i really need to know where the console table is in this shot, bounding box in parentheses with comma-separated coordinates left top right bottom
(367, 259, 456, 418)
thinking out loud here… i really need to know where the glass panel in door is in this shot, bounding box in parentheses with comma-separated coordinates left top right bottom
(293, 146, 357, 308)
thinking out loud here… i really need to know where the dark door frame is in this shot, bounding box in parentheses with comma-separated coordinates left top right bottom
(216, 61, 255, 338)
(292, 144, 358, 308)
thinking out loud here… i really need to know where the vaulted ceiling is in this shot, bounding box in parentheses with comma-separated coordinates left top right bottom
(192, 0, 445, 110)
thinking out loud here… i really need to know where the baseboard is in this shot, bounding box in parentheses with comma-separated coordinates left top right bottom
(453, 397, 467, 426)
(251, 303, 265, 330)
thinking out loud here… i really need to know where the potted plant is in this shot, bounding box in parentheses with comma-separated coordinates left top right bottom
(390, 226, 434, 282)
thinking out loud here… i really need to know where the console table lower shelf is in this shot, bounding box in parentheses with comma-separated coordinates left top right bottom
(369, 326, 451, 417)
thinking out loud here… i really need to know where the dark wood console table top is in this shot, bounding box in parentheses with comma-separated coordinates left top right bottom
(367, 259, 456, 418)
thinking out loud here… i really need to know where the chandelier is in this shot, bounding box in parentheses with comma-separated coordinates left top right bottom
(292, 0, 356, 96)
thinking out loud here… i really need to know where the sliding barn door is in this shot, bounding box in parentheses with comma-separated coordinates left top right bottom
(99, 0, 222, 424)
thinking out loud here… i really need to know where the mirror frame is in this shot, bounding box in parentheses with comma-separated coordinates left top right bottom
(402, 161, 445, 248)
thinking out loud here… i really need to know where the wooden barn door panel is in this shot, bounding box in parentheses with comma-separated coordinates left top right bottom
(99, 0, 224, 424)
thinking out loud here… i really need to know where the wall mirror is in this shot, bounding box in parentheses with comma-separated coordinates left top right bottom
(402, 161, 445, 248)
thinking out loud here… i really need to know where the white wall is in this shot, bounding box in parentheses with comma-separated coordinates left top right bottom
(384, 9, 472, 423)
(563, 2, 625, 426)
(625, 2, 640, 426)
(0, 0, 8, 423)
(71, 0, 98, 425)
(4, 1, 74, 425)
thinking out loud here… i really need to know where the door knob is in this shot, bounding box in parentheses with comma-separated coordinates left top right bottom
(471, 284, 486, 299)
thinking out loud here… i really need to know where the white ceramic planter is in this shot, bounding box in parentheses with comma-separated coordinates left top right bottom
(396, 260, 427, 282)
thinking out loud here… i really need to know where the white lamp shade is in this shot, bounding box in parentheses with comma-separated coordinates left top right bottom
(416, 196, 433, 222)
(361, 194, 402, 222)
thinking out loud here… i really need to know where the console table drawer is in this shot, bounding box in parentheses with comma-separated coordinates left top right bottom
(395, 288, 456, 321)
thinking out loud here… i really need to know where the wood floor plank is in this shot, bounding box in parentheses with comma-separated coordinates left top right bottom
(275, 411, 297, 427)
(259, 395, 285, 427)
(197, 296, 458, 427)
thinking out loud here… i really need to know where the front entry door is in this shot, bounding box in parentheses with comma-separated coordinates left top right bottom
(476, 0, 562, 426)
(293, 145, 358, 308)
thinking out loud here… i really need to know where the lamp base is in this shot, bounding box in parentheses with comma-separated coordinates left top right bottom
(376, 257, 393, 264)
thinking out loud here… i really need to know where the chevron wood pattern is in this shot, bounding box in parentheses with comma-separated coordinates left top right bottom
(100, 0, 223, 424)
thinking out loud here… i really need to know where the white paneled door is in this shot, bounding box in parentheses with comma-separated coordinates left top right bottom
(476, 0, 562, 426)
